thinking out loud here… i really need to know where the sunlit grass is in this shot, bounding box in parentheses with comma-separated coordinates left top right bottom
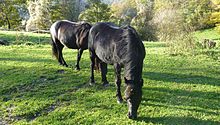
(194, 28, 220, 42)
(0, 31, 220, 124)
(0, 30, 50, 45)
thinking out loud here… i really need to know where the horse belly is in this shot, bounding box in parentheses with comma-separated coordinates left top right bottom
(95, 48, 114, 64)
(64, 42, 78, 49)
(60, 37, 78, 49)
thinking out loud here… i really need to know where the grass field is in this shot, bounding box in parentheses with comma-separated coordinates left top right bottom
(0, 30, 220, 125)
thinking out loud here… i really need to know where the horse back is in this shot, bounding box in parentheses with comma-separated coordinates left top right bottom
(89, 22, 145, 65)
(89, 23, 129, 64)
(50, 20, 90, 50)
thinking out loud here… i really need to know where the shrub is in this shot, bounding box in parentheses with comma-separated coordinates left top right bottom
(130, 0, 156, 41)
(153, 8, 196, 55)
(78, 1, 112, 24)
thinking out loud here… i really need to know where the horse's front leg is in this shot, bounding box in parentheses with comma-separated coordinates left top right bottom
(100, 62, 109, 86)
(114, 63, 123, 103)
(75, 49, 83, 70)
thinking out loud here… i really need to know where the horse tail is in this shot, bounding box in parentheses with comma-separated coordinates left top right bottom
(51, 37, 59, 60)
(50, 21, 61, 60)
(94, 57, 100, 71)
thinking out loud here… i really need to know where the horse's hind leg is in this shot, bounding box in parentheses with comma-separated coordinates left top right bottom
(89, 50, 96, 85)
(75, 49, 83, 70)
(52, 38, 64, 66)
(56, 42, 68, 67)
(100, 62, 109, 86)
(114, 63, 123, 103)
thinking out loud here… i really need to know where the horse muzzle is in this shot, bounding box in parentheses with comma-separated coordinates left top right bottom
(128, 111, 137, 119)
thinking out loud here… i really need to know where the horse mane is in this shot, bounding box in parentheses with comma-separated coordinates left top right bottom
(122, 26, 145, 82)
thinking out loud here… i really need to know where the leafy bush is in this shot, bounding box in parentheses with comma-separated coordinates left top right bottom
(153, 7, 196, 55)
(78, 1, 112, 24)
(209, 0, 220, 33)
(130, 0, 156, 41)
(182, 0, 213, 30)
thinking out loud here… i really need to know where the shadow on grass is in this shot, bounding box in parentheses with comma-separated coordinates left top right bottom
(142, 86, 220, 110)
(0, 63, 93, 122)
(1, 46, 219, 123)
(146, 102, 219, 116)
(0, 57, 53, 63)
(0, 55, 121, 122)
(144, 72, 220, 86)
(136, 116, 220, 125)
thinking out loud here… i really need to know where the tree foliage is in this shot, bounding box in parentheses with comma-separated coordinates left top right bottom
(183, 0, 212, 30)
(131, 0, 156, 41)
(152, 0, 196, 54)
(78, 0, 112, 24)
(0, 0, 26, 29)
(111, 0, 137, 26)
(0, 0, 218, 45)
(26, 0, 77, 31)
(26, 0, 51, 31)
(209, 0, 220, 32)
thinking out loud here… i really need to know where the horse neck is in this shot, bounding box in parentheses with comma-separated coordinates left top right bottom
(123, 28, 144, 83)
(124, 55, 143, 83)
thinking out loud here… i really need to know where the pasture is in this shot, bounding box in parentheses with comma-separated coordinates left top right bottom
(0, 30, 220, 124)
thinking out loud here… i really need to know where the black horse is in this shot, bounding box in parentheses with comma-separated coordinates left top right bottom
(50, 20, 92, 70)
(88, 22, 145, 119)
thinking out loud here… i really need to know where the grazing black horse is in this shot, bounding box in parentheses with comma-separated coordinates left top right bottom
(88, 22, 146, 119)
(50, 20, 92, 70)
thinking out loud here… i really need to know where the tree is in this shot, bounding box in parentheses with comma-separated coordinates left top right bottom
(209, 0, 220, 32)
(52, 0, 78, 22)
(26, 0, 77, 31)
(152, 0, 196, 54)
(131, 0, 156, 40)
(26, 0, 51, 31)
(111, 0, 137, 26)
(78, 0, 112, 24)
(182, 0, 212, 30)
(0, 0, 26, 29)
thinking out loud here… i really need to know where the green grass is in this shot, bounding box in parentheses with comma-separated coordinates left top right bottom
(194, 28, 220, 61)
(194, 28, 220, 42)
(0, 31, 50, 45)
(0, 30, 220, 125)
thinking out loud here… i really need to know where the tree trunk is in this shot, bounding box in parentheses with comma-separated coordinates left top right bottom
(5, 16, 11, 29)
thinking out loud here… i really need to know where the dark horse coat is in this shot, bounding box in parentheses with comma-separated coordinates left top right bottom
(50, 20, 92, 70)
(88, 22, 145, 119)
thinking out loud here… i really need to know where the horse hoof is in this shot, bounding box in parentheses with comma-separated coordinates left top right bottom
(75, 67, 80, 70)
(128, 112, 137, 119)
(89, 82, 95, 86)
(117, 99, 123, 104)
(63, 64, 68, 67)
(117, 98, 123, 104)
(102, 82, 109, 87)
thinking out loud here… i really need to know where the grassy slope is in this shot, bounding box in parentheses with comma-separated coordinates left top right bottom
(0, 31, 49, 45)
(194, 28, 220, 42)
(194, 29, 220, 61)
(0, 30, 220, 125)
